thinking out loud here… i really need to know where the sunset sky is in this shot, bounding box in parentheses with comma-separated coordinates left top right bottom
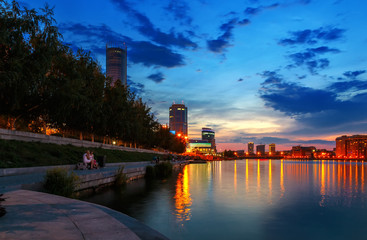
(22, 0, 367, 151)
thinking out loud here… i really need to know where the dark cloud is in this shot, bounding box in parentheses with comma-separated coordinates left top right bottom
(127, 77, 145, 95)
(129, 41, 185, 68)
(244, 7, 261, 15)
(207, 18, 249, 53)
(329, 80, 367, 93)
(287, 47, 340, 74)
(165, 0, 192, 25)
(279, 27, 345, 45)
(59, 23, 185, 68)
(261, 72, 337, 115)
(343, 70, 366, 79)
(238, 78, 244, 82)
(110, 0, 197, 50)
(259, 71, 367, 131)
(147, 72, 165, 83)
(244, 3, 279, 16)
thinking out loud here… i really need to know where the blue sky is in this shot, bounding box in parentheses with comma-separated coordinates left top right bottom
(21, 0, 367, 151)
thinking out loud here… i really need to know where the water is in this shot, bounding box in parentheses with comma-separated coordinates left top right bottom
(82, 160, 367, 240)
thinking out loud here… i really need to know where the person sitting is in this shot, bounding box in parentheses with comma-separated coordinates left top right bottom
(83, 150, 98, 169)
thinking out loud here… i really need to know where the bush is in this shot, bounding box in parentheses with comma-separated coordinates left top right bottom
(154, 162, 173, 179)
(43, 168, 79, 197)
(115, 166, 127, 186)
(145, 165, 156, 180)
(0, 194, 5, 218)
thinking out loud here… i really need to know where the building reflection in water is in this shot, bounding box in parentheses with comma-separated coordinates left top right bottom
(174, 165, 192, 224)
(173, 160, 367, 223)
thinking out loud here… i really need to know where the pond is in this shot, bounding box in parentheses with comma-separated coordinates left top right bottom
(82, 160, 367, 240)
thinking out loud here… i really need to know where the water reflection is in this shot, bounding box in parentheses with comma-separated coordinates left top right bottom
(84, 160, 367, 240)
(174, 165, 192, 223)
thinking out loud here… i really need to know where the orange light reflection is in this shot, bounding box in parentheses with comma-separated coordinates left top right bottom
(174, 165, 192, 224)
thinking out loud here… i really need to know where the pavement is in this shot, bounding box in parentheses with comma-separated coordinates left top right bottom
(0, 190, 168, 240)
(0, 162, 170, 240)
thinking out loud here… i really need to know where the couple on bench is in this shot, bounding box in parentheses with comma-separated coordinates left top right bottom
(83, 150, 98, 169)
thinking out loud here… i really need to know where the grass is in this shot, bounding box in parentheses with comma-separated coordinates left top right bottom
(43, 168, 79, 197)
(0, 139, 159, 168)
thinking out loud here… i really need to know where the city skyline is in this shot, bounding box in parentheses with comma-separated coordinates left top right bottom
(21, 0, 367, 151)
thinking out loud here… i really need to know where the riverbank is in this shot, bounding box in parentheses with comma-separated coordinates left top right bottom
(0, 161, 187, 239)
(0, 189, 169, 240)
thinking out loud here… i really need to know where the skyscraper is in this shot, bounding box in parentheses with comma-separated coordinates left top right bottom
(106, 43, 127, 86)
(256, 144, 265, 155)
(248, 142, 254, 154)
(269, 143, 276, 154)
(202, 127, 216, 152)
(169, 103, 188, 136)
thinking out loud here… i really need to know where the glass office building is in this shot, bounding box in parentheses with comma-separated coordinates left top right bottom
(169, 103, 188, 136)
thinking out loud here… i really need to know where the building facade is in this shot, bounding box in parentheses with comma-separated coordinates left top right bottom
(169, 103, 188, 137)
(248, 142, 254, 154)
(256, 144, 265, 155)
(202, 127, 216, 152)
(336, 135, 367, 158)
(186, 139, 213, 154)
(291, 146, 316, 158)
(106, 44, 127, 86)
(269, 143, 276, 155)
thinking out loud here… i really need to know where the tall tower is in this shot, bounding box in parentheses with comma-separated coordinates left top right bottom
(169, 103, 188, 137)
(106, 43, 127, 86)
(269, 143, 276, 154)
(248, 142, 254, 154)
(202, 127, 216, 152)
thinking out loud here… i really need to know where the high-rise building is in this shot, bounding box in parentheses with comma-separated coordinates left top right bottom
(256, 144, 265, 155)
(169, 103, 188, 137)
(269, 143, 276, 154)
(202, 127, 216, 152)
(248, 142, 254, 154)
(106, 43, 127, 86)
(336, 135, 367, 158)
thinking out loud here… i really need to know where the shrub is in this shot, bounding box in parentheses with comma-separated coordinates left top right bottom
(154, 162, 173, 179)
(43, 168, 79, 197)
(145, 165, 156, 180)
(0, 194, 5, 217)
(115, 166, 127, 186)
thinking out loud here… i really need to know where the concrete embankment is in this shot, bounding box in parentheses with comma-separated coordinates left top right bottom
(0, 189, 168, 240)
(0, 161, 187, 193)
(0, 161, 187, 239)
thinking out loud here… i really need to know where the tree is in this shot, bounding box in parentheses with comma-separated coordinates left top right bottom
(0, 1, 61, 129)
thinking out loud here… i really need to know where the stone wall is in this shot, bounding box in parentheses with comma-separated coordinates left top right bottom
(0, 128, 162, 154)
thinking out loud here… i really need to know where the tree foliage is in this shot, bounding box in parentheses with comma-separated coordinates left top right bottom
(0, 0, 185, 153)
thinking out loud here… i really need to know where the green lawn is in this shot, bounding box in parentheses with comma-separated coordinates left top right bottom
(0, 139, 159, 168)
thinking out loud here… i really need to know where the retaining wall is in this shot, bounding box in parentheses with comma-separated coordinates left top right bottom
(0, 128, 163, 154)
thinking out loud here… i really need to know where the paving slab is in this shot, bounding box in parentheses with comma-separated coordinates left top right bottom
(0, 190, 142, 240)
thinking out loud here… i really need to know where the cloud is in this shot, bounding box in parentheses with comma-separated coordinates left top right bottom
(244, 3, 279, 16)
(343, 70, 366, 79)
(110, 0, 197, 50)
(279, 27, 345, 45)
(59, 23, 185, 68)
(165, 0, 192, 25)
(238, 78, 244, 82)
(329, 80, 367, 93)
(147, 72, 165, 83)
(207, 18, 250, 53)
(259, 71, 367, 132)
(127, 77, 145, 95)
(129, 41, 185, 68)
(260, 72, 337, 115)
(287, 47, 340, 74)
